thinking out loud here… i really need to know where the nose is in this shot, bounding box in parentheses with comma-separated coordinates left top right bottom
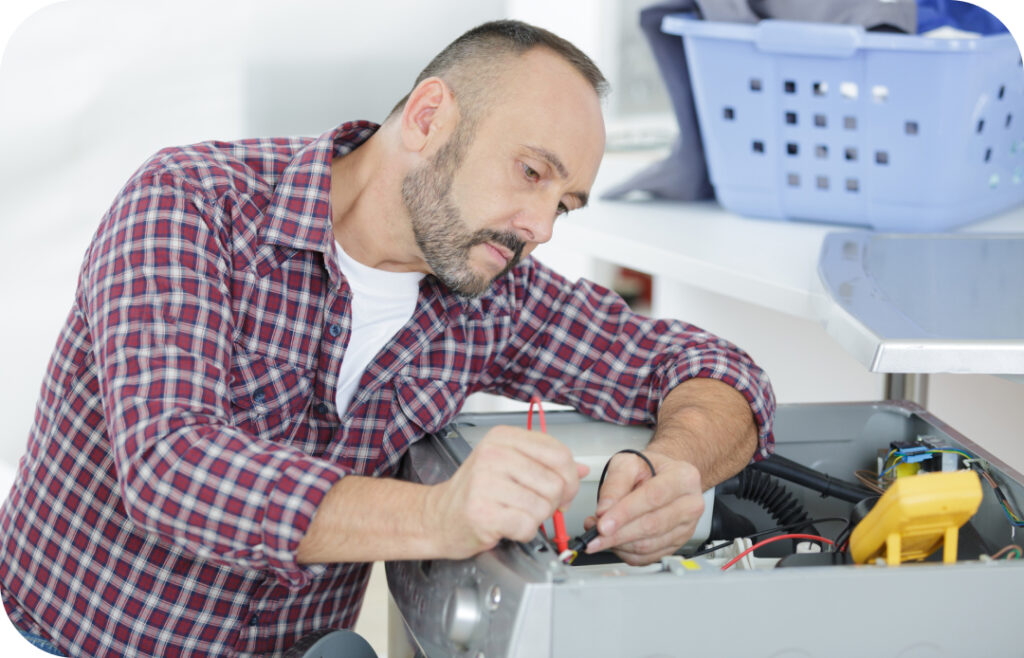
(511, 198, 557, 245)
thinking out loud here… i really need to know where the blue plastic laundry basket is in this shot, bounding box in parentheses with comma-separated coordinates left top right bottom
(662, 13, 1024, 231)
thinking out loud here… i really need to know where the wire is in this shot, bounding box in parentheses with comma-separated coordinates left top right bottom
(596, 448, 656, 492)
(969, 461, 1024, 528)
(684, 516, 849, 559)
(990, 544, 1023, 560)
(719, 533, 835, 571)
(854, 469, 886, 495)
(529, 396, 570, 554)
(880, 455, 904, 478)
(873, 446, 1024, 529)
(562, 449, 660, 563)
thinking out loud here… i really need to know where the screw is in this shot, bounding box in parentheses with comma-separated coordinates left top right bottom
(487, 585, 501, 611)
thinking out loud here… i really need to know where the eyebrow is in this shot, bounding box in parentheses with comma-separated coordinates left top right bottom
(525, 145, 590, 209)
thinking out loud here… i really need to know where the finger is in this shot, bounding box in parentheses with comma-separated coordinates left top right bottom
(587, 508, 692, 558)
(485, 427, 582, 504)
(597, 462, 701, 538)
(459, 476, 558, 547)
(589, 514, 695, 564)
(490, 501, 550, 544)
(597, 473, 674, 538)
(484, 476, 557, 524)
(606, 501, 696, 556)
(472, 438, 569, 506)
(595, 453, 649, 516)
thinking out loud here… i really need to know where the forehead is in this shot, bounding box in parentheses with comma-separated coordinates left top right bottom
(468, 48, 606, 185)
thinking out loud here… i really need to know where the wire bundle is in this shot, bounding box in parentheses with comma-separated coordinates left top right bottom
(857, 445, 1024, 529)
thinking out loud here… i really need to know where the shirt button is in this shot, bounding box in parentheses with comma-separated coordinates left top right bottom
(316, 402, 330, 415)
(328, 323, 342, 337)
(249, 613, 259, 626)
(253, 389, 266, 404)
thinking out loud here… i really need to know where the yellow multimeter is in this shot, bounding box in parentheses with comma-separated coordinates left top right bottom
(850, 470, 983, 566)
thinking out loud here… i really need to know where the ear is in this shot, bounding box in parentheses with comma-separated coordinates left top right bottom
(399, 77, 457, 154)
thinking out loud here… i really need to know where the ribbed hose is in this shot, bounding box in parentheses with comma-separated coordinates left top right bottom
(717, 469, 817, 537)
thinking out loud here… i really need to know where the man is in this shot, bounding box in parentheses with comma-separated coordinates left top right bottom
(0, 19, 774, 657)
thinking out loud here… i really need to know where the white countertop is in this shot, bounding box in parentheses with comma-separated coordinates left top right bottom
(560, 153, 1024, 375)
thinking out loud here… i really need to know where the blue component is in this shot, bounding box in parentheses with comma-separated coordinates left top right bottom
(897, 446, 932, 464)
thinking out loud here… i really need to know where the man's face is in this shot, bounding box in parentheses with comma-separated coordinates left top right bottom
(402, 48, 605, 298)
(401, 121, 523, 298)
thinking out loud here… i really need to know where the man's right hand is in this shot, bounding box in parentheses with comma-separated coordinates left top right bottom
(423, 425, 587, 559)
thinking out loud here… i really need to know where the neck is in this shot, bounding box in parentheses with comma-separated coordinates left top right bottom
(329, 125, 426, 273)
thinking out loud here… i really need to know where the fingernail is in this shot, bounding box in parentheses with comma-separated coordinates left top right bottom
(599, 518, 616, 535)
(587, 538, 602, 553)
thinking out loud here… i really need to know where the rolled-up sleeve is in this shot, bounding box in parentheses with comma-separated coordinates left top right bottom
(483, 259, 775, 460)
(83, 169, 345, 588)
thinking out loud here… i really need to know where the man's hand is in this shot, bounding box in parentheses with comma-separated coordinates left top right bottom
(424, 425, 588, 559)
(582, 450, 704, 565)
(578, 378, 758, 566)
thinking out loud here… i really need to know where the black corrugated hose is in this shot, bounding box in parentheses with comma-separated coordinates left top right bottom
(716, 469, 819, 540)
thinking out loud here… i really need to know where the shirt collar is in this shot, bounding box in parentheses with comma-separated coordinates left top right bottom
(261, 119, 511, 322)
(262, 120, 379, 253)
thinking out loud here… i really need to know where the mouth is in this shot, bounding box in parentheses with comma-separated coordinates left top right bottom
(483, 242, 512, 266)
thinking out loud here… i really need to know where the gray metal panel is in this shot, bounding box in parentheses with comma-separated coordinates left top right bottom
(388, 403, 1024, 658)
(818, 232, 1024, 374)
(551, 561, 1024, 657)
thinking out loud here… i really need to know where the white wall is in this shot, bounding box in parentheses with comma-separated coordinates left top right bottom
(0, 0, 507, 468)
(4, 0, 1024, 480)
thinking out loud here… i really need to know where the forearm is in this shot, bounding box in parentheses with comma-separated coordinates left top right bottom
(297, 475, 441, 564)
(647, 378, 758, 489)
(298, 425, 584, 565)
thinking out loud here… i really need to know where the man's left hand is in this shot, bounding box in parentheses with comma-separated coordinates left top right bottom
(582, 449, 704, 566)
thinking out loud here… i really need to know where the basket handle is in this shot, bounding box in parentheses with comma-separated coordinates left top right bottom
(755, 19, 863, 58)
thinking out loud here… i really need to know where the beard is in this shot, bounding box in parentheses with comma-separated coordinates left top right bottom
(401, 125, 525, 299)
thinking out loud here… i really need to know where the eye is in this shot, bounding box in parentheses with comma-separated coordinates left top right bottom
(522, 163, 541, 181)
(556, 202, 569, 216)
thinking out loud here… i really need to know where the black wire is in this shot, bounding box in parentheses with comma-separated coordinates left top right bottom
(567, 450, 659, 557)
(596, 448, 657, 498)
(683, 516, 850, 559)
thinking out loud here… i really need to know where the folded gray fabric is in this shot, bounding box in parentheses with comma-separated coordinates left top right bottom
(603, 1, 714, 201)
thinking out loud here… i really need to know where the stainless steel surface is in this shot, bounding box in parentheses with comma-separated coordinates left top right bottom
(885, 372, 930, 407)
(445, 585, 481, 649)
(387, 406, 1024, 657)
(818, 232, 1024, 374)
(387, 431, 560, 658)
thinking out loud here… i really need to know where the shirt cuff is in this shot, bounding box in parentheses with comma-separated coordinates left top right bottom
(262, 455, 349, 589)
(658, 352, 776, 463)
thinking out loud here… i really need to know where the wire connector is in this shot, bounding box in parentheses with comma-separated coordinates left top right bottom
(560, 526, 600, 563)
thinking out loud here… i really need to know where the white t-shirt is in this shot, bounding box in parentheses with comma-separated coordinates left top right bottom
(333, 240, 424, 415)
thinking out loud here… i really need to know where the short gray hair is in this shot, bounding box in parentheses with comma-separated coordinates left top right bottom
(387, 19, 609, 128)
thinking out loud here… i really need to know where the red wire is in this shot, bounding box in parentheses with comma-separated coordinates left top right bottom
(719, 533, 835, 571)
(529, 396, 569, 554)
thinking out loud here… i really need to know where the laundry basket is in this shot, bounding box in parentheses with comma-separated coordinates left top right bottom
(662, 13, 1024, 231)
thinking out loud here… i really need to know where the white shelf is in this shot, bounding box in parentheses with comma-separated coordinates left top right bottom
(558, 153, 1024, 375)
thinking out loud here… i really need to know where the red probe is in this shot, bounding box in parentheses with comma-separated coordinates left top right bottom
(528, 396, 570, 555)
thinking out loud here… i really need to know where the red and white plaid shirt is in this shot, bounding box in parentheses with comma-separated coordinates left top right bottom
(0, 122, 774, 656)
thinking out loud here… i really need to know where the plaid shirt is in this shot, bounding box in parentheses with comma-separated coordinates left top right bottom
(0, 122, 774, 656)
